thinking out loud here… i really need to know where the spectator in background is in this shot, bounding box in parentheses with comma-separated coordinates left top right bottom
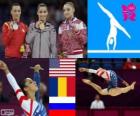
(58, 2, 87, 58)
(2, 3, 28, 58)
(90, 94, 105, 109)
(0, 80, 9, 103)
(26, 3, 57, 58)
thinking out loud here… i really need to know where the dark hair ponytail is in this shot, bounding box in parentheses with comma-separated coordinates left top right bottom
(19, 79, 27, 95)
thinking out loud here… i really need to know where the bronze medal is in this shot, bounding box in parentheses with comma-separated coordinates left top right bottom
(20, 45, 25, 53)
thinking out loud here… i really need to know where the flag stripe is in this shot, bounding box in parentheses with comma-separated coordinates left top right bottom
(49, 110, 76, 116)
(49, 71, 75, 74)
(67, 78, 75, 96)
(49, 78, 58, 96)
(58, 77, 67, 97)
(49, 97, 75, 103)
(60, 65, 76, 68)
(49, 103, 75, 109)
(60, 62, 75, 65)
(49, 68, 75, 71)
(60, 59, 76, 61)
(49, 74, 75, 77)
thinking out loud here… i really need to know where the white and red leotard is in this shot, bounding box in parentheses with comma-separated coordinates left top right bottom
(6, 73, 47, 116)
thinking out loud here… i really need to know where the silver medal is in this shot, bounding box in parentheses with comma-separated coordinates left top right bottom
(12, 23, 19, 30)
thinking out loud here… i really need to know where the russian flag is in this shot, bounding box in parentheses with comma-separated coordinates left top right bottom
(49, 97, 76, 109)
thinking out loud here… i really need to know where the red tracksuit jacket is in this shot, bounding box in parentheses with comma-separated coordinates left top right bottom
(2, 21, 28, 58)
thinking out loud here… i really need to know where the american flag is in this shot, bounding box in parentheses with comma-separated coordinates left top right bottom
(49, 59, 76, 77)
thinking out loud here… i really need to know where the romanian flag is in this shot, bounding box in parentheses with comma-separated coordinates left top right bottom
(49, 59, 76, 116)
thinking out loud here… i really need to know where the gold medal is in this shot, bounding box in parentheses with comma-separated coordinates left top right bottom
(39, 23, 45, 30)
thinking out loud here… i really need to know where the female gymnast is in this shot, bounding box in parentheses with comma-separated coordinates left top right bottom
(79, 67, 136, 96)
(0, 60, 47, 116)
(58, 2, 87, 58)
(25, 3, 57, 58)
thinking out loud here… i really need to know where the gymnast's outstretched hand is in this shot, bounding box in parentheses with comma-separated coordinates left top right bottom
(0, 60, 10, 74)
(30, 64, 44, 72)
